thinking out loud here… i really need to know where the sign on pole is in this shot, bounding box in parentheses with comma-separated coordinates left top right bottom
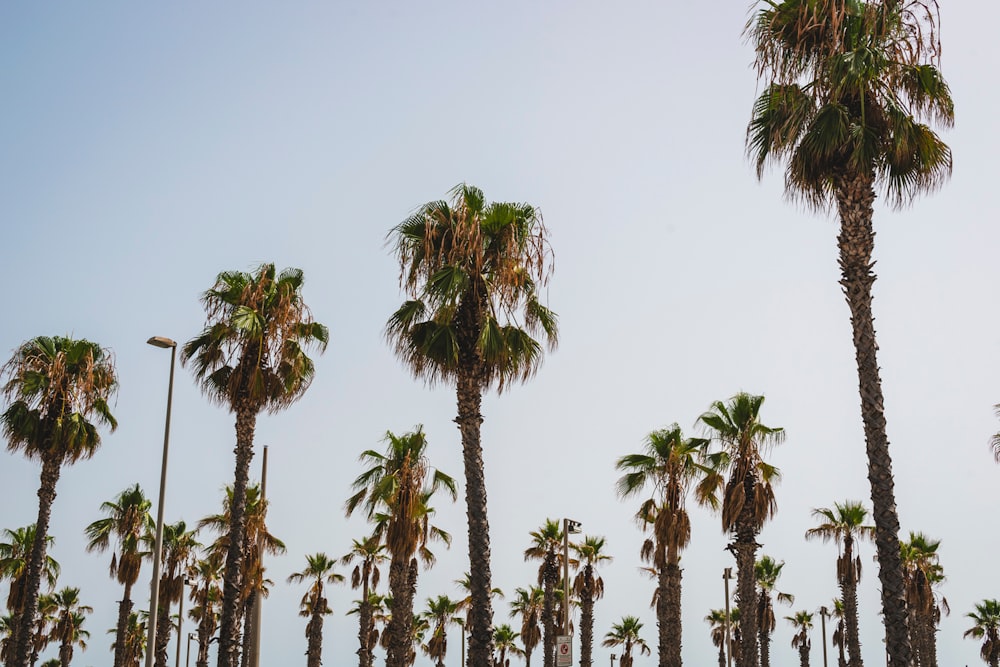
(556, 635, 572, 667)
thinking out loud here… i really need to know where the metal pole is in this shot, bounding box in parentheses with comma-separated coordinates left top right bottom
(723, 568, 733, 667)
(186, 633, 195, 667)
(610, 654, 616, 667)
(563, 520, 571, 636)
(175, 577, 186, 667)
(249, 446, 268, 667)
(146, 337, 177, 667)
(820, 606, 829, 667)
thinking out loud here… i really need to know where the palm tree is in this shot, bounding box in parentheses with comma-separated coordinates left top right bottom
(602, 616, 650, 667)
(188, 555, 222, 667)
(387, 183, 558, 667)
(31, 592, 59, 667)
(698, 393, 784, 667)
(347, 593, 388, 667)
(199, 483, 285, 667)
(746, 2, 953, 662)
(182, 263, 328, 667)
(341, 536, 387, 667)
(705, 609, 740, 667)
(616, 425, 710, 667)
(571, 537, 610, 667)
(287, 553, 344, 667)
(150, 521, 200, 667)
(509, 587, 544, 667)
(84, 483, 152, 667)
(754, 556, 793, 667)
(455, 572, 504, 661)
(345, 427, 456, 667)
(0, 526, 60, 663)
(420, 596, 459, 667)
(492, 624, 524, 667)
(900, 532, 947, 667)
(965, 600, 1000, 667)
(785, 611, 812, 667)
(108, 611, 145, 667)
(524, 520, 565, 667)
(49, 587, 92, 667)
(805, 501, 874, 667)
(829, 600, 847, 667)
(1, 336, 118, 667)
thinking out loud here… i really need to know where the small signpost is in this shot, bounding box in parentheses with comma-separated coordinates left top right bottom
(556, 635, 572, 667)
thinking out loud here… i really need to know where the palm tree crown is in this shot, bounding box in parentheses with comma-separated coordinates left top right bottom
(965, 599, 1000, 667)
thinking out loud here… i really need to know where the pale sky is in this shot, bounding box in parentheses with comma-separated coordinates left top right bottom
(1, 2, 998, 666)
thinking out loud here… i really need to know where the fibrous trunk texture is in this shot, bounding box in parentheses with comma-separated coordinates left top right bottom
(10, 455, 62, 667)
(733, 484, 759, 667)
(154, 588, 171, 667)
(217, 405, 256, 667)
(660, 563, 682, 667)
(834, 168, 910, 667)
(798, 644, 809, 667)
(113, 588, 134, 667)
(541, 557, 556, 667)
(357, 590, 373, 667)
(386, 557, 417, 667)
(305, 605, 323, 667)
(579, 578, 594, 667)
(839, 540, 863, 667)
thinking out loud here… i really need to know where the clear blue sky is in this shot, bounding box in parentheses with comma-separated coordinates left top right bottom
(2, 2, 997, 666)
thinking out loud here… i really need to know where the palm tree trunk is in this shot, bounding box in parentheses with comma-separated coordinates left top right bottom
(834, 168, 910, 667)
(717, 644, 725, 667)
(757, 601, 770, 667)
(839, 546, 863, 667)
(456, 364, 495, 667)
(217, 404, 256, 667)
(580, 585, 594, 667)
(240, 593, 255, 667)
(306, 607, 323, 667)
(114, 583, 135, 667)
(58, 641, 71, 667)
(733, 518, 759, 667)
(154, 590, 171, 667)
(386, 556, 418, 667)
(357, 587, 372, 667)
(10, 455, 61, 667)
(541, 558, 556, 667)
(660, 563, 682, 667)
(798, 644, 809, 667)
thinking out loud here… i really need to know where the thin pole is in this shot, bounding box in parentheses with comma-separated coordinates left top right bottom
(820, 606, 829, 667)
(249, 446, 268, 667)
(563, 520, 571, 636)
(186, 633, 194, 667)
(146, 339, 176, 667)
(723, 568, 733, 667)
(175, 578, 186, 667)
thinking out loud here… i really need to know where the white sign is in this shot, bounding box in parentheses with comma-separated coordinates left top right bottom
(555, 635, 572, 667)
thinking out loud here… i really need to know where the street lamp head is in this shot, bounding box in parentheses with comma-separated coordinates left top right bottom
(565, 519, 582, 534)
(147, 336, 177, 349)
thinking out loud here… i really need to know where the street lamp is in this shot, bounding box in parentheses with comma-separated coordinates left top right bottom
(610, 653, 617, 667)
(819, 606, 830, 667)
(145, 335, 177, 667)
(563, 519, 582, 641)
(186, 633, 196, 667)
(723, 567, 734, 667)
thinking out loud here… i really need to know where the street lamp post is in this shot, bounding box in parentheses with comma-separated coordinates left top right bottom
(610, 654, 617, 667)
(563, 519, 582, 645)
(819, 606, 829, 667)
(186, 633, 196, 667)
(146, 336, 177, 667)
(723, 567, 734, 667)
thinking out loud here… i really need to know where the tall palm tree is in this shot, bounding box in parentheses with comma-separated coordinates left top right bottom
(287, 553, 344, 667)
(150, 521, 199, 667)
(420, 595, 459, 667)
(900, 532, 947, 667)
(0, 526, 60, 664)
(785, 611, 812, 667)
(188, 555, 222, 667)
(616, 425, 710, 667)
(345, 427, 456, 667)
(699, 393, 784, 667)
(571, 537, 611, 667)
(746, 2, 953, 662)
(84, 484, 152, 667)
(602, 616, 650, 667)
(805, 501, 873, 667)
(753, 556, 793, 667)
(492, 624, 524, 667)
(49, 587, 92, 667)
(341, 536, 387, 667)
(1, 336, 118, 667)
(387, 183, 558, 667)
(509, 587, 544, 667)
(182, 263, 328, 667)
(965, 600, 1000, 667)
(524, 520, 564, 667)
(199, 483, 285, 667)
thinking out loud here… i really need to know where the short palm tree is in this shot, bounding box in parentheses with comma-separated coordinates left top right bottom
(705, 609, 740, 667)
(602, 616, 651, 667)
(616, 424, 710, 667)
(785, 611, 812, 667)
(288, 553, 344, 667)
(509, 587, 544, 667)
(345, 427, 456, 667)
(188, 554, 222, 667)
(420, 595, 460, 667)
(1, 336, 117, 667)
(49, 587, 92, 667)
(348, 593, 388, 667)
(109, 611, 146, 667)
(182, 263, 328, 667)
(492, 624, 524, 667)
(0, 525, 60, 662)
(150, 521, 200, 667)
(32, 592, 60, 667)
(965, 600, 1000, 667)
(84, 483, 152, 667)
(341, 535, 387, 667)
(805, 501, 873, 667)
(900, 532, 947, 667)
(571, 536, 611, 667)
(754, 556, 793, 667)
(699, 392, 784, 667)
(746, 2, 953, 663)
(829, 599, 847, 667)
(387, 183, 558, 667)
(524, 520, 565, 667)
